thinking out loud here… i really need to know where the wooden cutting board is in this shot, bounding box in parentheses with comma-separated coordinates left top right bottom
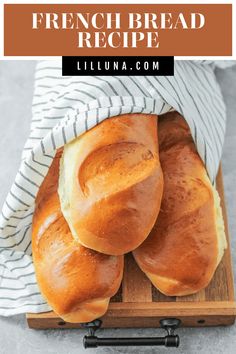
(27, 166, 236, 329)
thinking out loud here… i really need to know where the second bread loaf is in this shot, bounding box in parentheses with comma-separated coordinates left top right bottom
(133, 112, 227, 296)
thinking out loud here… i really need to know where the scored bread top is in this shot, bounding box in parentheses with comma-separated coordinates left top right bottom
(58, 114, 164, 255)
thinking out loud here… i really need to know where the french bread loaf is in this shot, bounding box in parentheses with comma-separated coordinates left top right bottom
(32, 150, 124, 323)
(58, 114, 163, 255)
(133, 112, 227, 296)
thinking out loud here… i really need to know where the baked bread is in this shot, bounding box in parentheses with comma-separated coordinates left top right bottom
(133, 112, 227, 296)
(58, 114, 163, 255)
(32, 150, 124, 323)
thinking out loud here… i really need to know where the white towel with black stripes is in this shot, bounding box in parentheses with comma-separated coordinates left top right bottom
(0, 60, 234, 316)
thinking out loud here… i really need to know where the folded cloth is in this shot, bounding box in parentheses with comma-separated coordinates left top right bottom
(0, 60, 234, 316)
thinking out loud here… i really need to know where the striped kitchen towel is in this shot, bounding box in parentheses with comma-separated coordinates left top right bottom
(0, 60, 234, 316)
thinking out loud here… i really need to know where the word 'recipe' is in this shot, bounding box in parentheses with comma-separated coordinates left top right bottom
(32, 12, 205, 48)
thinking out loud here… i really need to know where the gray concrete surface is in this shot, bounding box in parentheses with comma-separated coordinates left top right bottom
(0, 61, 236, 354)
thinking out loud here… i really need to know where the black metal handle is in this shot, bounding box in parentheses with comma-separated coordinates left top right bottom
(81, 318, 181, 348)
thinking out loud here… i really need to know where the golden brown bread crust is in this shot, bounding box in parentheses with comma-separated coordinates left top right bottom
(133, 112, 227, 296)
(32, 150, 124, 323)
(59, 114, 163, 255)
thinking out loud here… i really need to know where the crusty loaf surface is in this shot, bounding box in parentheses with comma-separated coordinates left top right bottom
(32, 150, 124, 323)
(133, 112, 227, 296)
(58, 114, 163, 255)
